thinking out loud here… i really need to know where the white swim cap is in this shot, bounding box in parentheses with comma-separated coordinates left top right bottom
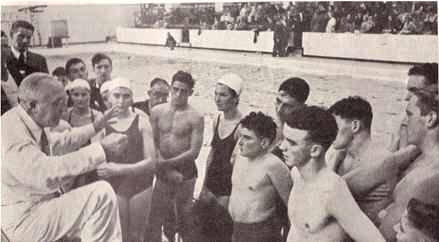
(109, 77, 132, 93)
(217, 73, 243, 96)
(100, 81, 112, 95)
(69, 78, 90, 91)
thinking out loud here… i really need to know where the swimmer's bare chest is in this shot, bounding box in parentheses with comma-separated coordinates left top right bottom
(290, 182, 333, 233)
(157, 109, 193, 156)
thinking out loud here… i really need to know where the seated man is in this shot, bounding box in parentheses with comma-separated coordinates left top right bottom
(394, 199, 439, 242)
(133, 77, 170, 116)
(328, 96, 394, 225)
(1, 73, 127, 241)
(379, 85, 439, 241)
(279, 106, 385, 242)
(228, 112, 293, 242)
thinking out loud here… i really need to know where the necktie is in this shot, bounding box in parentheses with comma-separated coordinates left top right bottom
(40, 131, 50, 155)
(17, 51, 26, 76)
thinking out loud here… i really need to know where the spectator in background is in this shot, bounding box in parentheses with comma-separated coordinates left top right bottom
(52, 67, 68, 88)
(354, 12, 364, 30)
(133, 78, 170, 116)
(165, 32, 177, 50)
(326, 11, 336, 33)
(340, 14, 356, 33)
(65, 57, 89, 107)
(399, 14, 417, 34)
(424, 6, 438, 34)
(311, 3, 329, 32)
(5, 20, 49, 87)
(90, 53, 111, 112)
(272, 18, 288, 57)
(361, 16, 376, 33)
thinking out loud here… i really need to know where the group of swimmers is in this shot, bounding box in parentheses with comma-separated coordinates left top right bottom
(2, 39, 437, 242)
(49, 53, 438, 242)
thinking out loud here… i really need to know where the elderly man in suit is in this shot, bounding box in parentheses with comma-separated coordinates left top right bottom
(5, 20, 48, 87)
(1, 73, 127, 241)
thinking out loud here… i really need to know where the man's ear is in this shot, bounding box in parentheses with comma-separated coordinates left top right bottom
(426, 111, 438, 128)
(21, 99, 37, 114)
(147, 90, 152, 98)
(189, 89, 194, 96)
(351, 119, 361, 133)
(261, 138, 272, 150)
(310, 144, 323, 158)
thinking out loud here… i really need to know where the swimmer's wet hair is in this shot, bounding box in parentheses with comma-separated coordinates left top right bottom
(172, 70, 195, 89)
(407, 198, 439, 240)
(328, 96, 373, 132)
(240, 112, 277, 144)
(285, 106, 338, 151)
(408, 63, 438, 86)
(413, 84, 438, 116)
(278, 77, 310, 104)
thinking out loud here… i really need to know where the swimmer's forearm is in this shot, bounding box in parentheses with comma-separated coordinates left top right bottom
(115, 159, 156, 177)
(158, 149, 201, 169)
(344, 145, 420, 199)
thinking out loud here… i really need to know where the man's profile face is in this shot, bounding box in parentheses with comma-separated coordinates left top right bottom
(279, 124, 312, 168)
(402, 95, 426, 146)
(68, 62, 88, 81)
(171, 81, 192, 106)
(11, 27, 33, 52)
(406, 75, 427, 101)
(149, 83, 169, 108)
(94, 59, 112, 82)
(275, 90, 301, 122)
(33, 82, 67, 128)
(332, 115, 355, 150)
(238, 127, 265, 158)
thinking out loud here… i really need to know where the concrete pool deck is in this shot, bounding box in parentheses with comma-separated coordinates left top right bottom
(34, 42, 411, 84)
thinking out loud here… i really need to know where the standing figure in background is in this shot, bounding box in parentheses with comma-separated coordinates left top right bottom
(97, 77, 157, 242)
(52, 67, 68, 88)
(65, 57, 89, 107)
(133, 77, 170, 116)
(166, 32, 177, 50)
(89, 53, 113, 112)
(5, 20, 48, 87)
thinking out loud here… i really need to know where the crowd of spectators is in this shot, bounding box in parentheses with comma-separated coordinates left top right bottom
(145, 2, 437, 35)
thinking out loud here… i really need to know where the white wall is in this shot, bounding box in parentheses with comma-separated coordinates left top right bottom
(303, 32, 438, 63)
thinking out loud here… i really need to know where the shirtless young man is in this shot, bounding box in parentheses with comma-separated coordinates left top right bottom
(279, 106, 385, 242)
(327, 96, 394, 225)
(389, 62, 437, 153)
(228, 112, 293, 242)
(145, 70, 204, 242)
(379, 85, 439, 241)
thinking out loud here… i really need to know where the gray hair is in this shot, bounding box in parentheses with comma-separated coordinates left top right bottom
(18, 73, 57, 102)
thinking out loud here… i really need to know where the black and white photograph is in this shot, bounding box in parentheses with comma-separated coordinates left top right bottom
(1, 1, 438, 242)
